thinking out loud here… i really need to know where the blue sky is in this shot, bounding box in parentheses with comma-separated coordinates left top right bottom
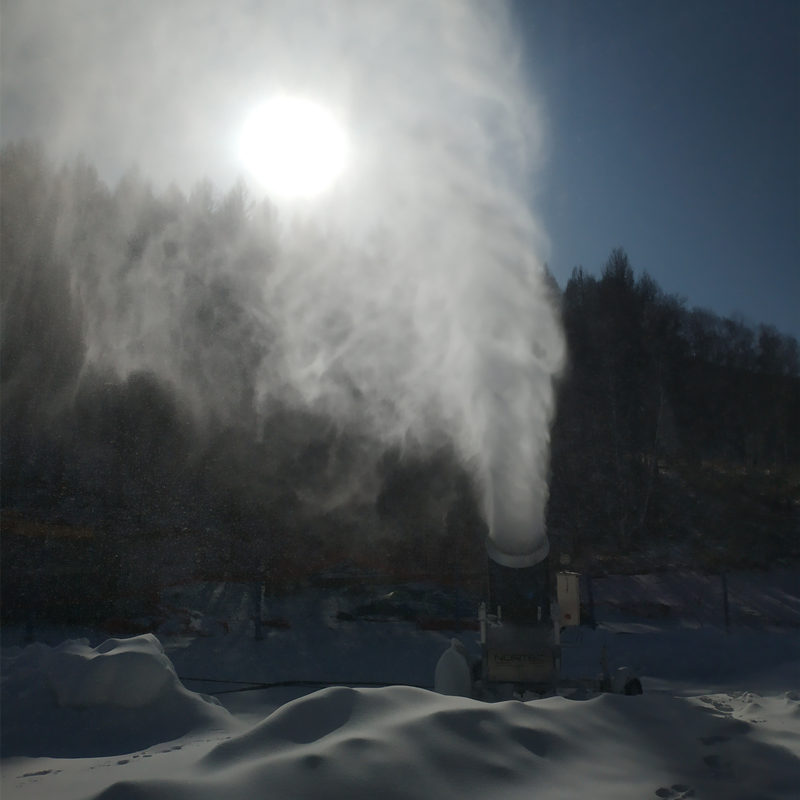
(514, 0, 799, 337)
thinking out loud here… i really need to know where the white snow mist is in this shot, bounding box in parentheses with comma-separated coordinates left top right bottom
(3, 0, 565, 557)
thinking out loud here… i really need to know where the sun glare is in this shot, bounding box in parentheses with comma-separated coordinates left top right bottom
(239, 96, 348, 199)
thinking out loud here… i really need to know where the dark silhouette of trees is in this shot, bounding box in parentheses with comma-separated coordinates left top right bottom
(2, 141, 798, 614)
(0, 141, 482, 599)
(550, 248, 799, 567)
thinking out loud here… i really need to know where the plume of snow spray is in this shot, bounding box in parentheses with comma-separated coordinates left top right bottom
(2, 0, 565, 557)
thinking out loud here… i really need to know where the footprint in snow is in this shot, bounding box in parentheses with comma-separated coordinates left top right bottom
(698, 734, 729, 746)
(703, 753, 734, 779)
(697, 695, 734, 715)
(19, 769, 61, 779)
(654, 784, 695, 798)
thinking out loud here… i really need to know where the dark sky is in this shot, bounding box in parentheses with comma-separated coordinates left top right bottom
(514, 0, 799, 337)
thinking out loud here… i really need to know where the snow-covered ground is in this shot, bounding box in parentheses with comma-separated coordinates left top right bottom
(2, 572, 799, 799)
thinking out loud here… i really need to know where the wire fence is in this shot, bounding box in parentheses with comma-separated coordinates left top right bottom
(585, 568, 800, 630)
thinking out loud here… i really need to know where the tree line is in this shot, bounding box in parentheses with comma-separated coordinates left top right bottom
(0, 140, 475, 591)
(549, 249, 799, 568)
(2, 141, 798, 592)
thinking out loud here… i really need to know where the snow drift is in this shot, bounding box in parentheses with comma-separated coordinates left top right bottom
(1, 634, 239, 757)
(2, 601, 800, 800)
(83, 684, 800, 800)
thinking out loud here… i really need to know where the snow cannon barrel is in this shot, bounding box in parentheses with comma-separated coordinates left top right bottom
(485, 535, 550, 624)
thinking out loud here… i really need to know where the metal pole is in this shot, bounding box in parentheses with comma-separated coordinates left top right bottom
(584, 573, 597, 629)
(251, 580, 264, 640)
(721, 572, 730, 634)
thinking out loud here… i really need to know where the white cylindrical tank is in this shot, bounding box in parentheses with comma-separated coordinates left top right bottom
(434, 638, 472, 697)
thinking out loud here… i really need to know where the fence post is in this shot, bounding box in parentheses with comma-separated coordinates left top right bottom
(721, 572, 730, 634)
(583, 573, 597, 629)
(251, 581, 264, 640)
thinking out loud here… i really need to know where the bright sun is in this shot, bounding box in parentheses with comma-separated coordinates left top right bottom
(239, 96, 348, 199)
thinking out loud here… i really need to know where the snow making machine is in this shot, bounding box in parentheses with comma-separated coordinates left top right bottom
(479, 539, 560, 694)
(435, 535, 642, 699)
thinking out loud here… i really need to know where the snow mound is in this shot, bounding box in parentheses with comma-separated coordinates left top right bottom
(87, 685, 800, 800)
(44, 634, 176, 708)
(1, 635, 240, 757)
(93, 686, 571, 800)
